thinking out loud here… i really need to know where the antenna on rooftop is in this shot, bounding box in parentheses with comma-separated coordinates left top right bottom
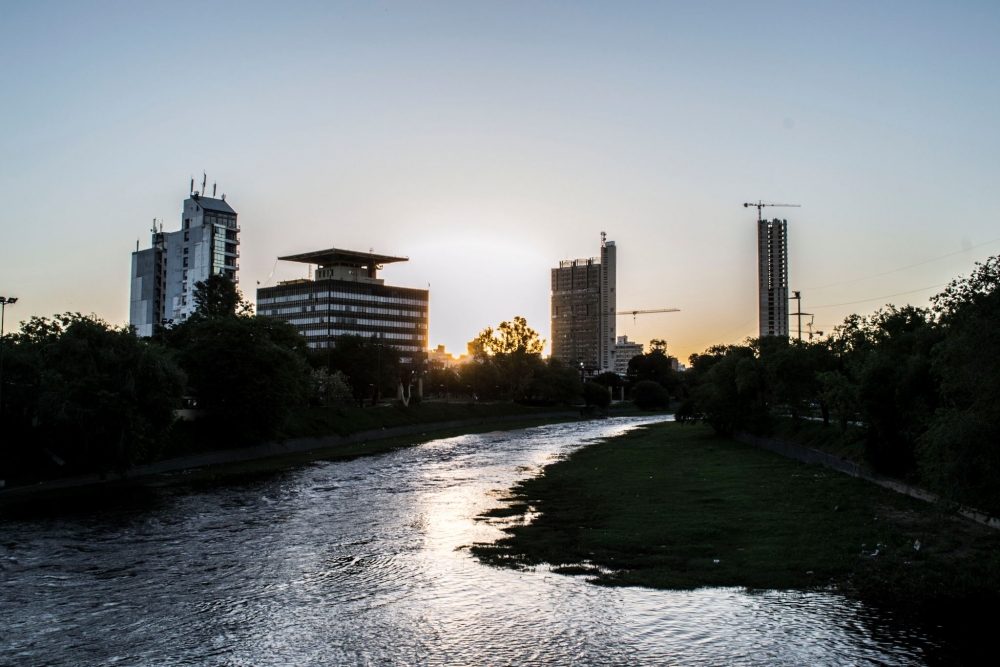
(190, 177, 194, 194)
(213, 182, 217, 197)
(601, 231, 606, 247)
(151, 218, 157, 234)
(202, 172, 207, 196)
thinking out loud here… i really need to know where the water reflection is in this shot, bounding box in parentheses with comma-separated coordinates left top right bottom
(0, 418, 960, 665)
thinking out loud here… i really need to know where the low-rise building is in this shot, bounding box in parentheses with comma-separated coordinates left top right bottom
(256, 247, 428, 366)
(428, 344, 465, 370)
(614, 335, 643, 376)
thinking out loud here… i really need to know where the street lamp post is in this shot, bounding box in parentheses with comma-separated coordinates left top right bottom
(0, 296, 19, 414)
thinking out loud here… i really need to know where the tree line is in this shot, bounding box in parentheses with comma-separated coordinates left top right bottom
(676, 256, 1000, 513)
(0, 276, 408, 481)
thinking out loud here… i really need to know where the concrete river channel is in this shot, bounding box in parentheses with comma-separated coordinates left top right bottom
(0, 417, 963, 665)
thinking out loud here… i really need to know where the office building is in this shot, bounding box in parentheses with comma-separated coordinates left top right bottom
(758, 218, 789, 337)
(256, 247, 428, 365)
(550, 233, 617, 373)
(613, 335, 643, 376)
(130, 184, 240, 336)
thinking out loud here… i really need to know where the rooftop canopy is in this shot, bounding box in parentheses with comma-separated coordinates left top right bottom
(278, 247, 408, 268)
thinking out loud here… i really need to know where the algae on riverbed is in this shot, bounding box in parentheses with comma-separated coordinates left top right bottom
(473, 421, 1000, 602)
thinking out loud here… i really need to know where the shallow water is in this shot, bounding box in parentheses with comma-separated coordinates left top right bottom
(0, 418, 964, 665)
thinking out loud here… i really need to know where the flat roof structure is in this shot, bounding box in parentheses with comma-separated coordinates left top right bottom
(278, 248, 408, 267)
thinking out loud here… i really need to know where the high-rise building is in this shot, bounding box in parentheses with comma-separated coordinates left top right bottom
(550, 234, 617, 373)
(130, 188, 240, 336)
(255, 247, 428, 366)
(758, 218, 789, 337)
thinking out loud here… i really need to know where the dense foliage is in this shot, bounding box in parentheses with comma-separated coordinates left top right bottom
(677, 256, 1000, 511)
(455, 316, 583, 405)
(1, 314, 186, 479)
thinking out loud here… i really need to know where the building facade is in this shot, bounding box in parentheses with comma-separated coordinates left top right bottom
(613, 335, 643, 376)
(550, 234, 617, 373)
(130, 189, 240, 336)
(758, 218, 789, 337)
(255, 248, 428, 366)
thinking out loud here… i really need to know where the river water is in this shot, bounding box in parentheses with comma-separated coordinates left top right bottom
(0, 417, 962, 665)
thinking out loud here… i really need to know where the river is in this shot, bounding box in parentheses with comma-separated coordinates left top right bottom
(0, 417, 962, 665)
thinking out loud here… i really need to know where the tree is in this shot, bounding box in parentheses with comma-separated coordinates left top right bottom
(472, 316, 545, 400)
(919, 257, 1000, 509)
(675, 343, 770, 435)
(632, 380, 669, 410)
(826, 306, 941, 475)
(592, 371, 623, 390)
(191, 274, 254, 319)
(523, 358, 582, 405)
(2, 314, 185, 477)
(167, 278, 312, 442)
(427, 367, 463, 398)
(583, 381, 611, 409)
(323, 334, 402, 406)
(475, 316, 545, 356)
(628, 343, 680, 398)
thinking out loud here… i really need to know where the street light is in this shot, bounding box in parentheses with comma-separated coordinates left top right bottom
(0, 296, 19, 414)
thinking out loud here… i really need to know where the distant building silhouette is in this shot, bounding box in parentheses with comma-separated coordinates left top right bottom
(550, 234, 617, 374)
(130, 190, 240, 336)
(613, 335, 642, 376)
(256, 247, 428, 367)
(758, 218, 789, 337)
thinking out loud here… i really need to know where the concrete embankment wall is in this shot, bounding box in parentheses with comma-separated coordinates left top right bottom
(733, 430, 1000, 530)
(1, 411, 580, 499)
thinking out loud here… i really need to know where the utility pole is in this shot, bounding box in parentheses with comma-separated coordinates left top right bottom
(0, 296, 19, 414)
(789, 291, 812, 342)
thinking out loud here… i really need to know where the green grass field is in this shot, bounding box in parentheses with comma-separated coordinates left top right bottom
(473, 421, 1000, 602)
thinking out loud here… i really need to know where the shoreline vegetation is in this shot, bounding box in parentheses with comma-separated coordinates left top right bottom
(1, 404, 637, 511)
(472, 421, 1000, 604)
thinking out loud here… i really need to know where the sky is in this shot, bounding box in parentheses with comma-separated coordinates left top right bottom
(2, 1, 998, 362)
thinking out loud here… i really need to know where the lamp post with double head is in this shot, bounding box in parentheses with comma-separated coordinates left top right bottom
(0, 296, 18, 413)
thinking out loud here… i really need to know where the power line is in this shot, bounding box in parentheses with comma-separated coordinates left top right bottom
(803, 236, 1000, 291)
(810, 283, 947, 309)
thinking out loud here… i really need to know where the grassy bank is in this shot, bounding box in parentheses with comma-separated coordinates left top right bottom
(472, 421, 1000, 602)
(769, 417, 867, 466)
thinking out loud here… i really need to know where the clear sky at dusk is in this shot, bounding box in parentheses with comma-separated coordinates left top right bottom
(2, 1, 998, 362)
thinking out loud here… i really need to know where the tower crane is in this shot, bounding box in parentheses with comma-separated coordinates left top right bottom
(616, 308, 680, 325)
(743, 200, 800, 222)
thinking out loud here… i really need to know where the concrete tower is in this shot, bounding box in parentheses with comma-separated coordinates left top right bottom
(550, 233, 617, 374)
(130, 184, 240, 335)
(758, 218, 788, 337)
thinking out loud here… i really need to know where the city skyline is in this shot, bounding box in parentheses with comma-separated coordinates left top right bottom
(2, 2, 999, 363)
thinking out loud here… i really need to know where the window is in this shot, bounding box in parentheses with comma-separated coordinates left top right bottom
(183, 247, 189, 255)
(183, 258, 188, 267)
(184, 231, 189, 242)
(184, 219, 190, 230)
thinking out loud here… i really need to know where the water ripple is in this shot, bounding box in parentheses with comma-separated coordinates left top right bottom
(0, 417, 956, 665)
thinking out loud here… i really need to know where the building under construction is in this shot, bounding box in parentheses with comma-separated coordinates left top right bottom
(758, 218, 789, 337)
(256, 248, 428, 366)
(550, 234, 617, 373)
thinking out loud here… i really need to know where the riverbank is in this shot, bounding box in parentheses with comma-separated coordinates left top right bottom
(472, 421, 1000, 603)
(0, 408, 606, 514)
